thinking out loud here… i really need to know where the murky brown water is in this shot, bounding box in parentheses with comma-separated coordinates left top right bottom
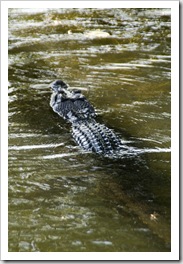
(8, 8, 171, 252)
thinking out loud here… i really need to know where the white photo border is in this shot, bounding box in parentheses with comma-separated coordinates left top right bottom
(1, 0, 179, 261)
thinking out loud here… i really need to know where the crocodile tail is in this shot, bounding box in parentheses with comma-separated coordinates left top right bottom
(71, 120, 123, 155)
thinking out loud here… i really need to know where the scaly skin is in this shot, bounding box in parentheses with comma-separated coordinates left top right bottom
(50, 80, 124, 156)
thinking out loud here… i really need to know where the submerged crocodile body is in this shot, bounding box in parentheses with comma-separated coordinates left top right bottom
(50, 80, 125, 156)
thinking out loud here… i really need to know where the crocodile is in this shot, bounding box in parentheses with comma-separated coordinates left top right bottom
(50, 80, 125, 156)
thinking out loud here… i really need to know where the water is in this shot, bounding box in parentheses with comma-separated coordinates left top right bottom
(8, 8, 171, 252)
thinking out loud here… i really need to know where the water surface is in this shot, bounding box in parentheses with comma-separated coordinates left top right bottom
(8, 8, 171, 252)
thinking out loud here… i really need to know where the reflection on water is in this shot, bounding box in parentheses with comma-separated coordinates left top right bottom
(8, 8, 171, 252)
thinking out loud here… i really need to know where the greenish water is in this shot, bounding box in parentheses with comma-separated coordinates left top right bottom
(8, 8, 171, 252)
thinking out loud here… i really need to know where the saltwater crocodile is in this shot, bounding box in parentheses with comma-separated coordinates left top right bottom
(50, 80, 125, 156)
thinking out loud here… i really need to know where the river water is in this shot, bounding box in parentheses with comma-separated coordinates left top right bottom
(8, 8, 171, 252)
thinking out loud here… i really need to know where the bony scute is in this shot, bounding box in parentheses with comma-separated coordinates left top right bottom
(49, 80, 125, 156)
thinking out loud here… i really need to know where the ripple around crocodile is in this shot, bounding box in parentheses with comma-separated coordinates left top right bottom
(49, 80, 129, 157)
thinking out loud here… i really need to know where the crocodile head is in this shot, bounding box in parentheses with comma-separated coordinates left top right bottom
(50, 80, 68, 93)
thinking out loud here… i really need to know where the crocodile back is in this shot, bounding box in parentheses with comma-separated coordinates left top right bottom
(72, 120, 123, 155)
(50, 92, 95, 122)
(50, 80, 124, 156)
